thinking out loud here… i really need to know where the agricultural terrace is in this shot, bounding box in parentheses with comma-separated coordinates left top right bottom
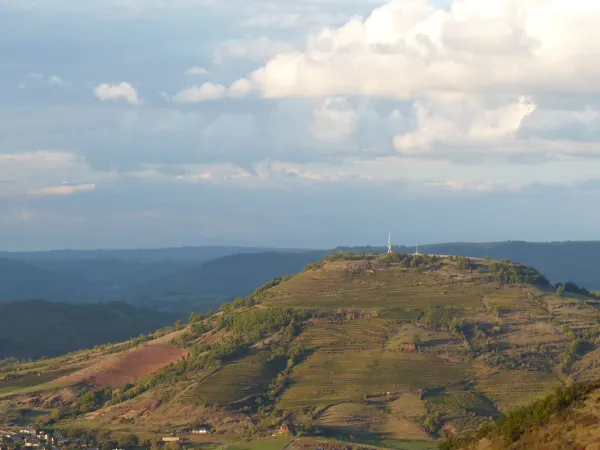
(277, 350, 472, 408)
(475, 370, 562, 412)
(183, 351, 286, 406)
(423, 388, 498, 417)
(261, 257, 533, 312)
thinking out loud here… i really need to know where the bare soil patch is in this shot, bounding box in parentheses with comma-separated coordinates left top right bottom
(57, 342, 187, 388)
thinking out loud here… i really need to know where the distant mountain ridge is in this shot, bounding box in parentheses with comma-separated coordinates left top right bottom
(124, 250, 330, 310)
(0, 258, 101, 303)
(2, 242, 600, 310)
(0, 300, 178, 359)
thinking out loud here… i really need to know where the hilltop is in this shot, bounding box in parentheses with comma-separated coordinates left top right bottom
(4, 241, 600, 312)
(1, 252, 600, 449)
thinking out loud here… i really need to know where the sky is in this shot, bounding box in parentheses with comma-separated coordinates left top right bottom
(2, 0, 600, 251)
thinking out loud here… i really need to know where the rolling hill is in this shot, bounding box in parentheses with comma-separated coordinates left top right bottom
(0, 301, 178, 359)
(0, 259, 100, 303)
(2, 251, 600, 449)
(123, 250, 329, 310)
(3, 242, 600, 313)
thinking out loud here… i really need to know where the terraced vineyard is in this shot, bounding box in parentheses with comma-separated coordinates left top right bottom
(297, 318, 390, 351)
(423, 388, 498, 417)
(183, 352, 286, 406)
(475, 370, 562, 411)
(262, 265, 486, 310)
(278, 350, 471, 408)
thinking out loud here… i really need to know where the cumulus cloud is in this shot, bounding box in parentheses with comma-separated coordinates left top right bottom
(171, 82, 227, 103)
(214, 37, 294, 63)
(310, 97, 358, 142)
(234, 0, 600, 99)
(394, 93, 536, 154)
(228, 79, 253, 98)
(184, 66, 209, 76)
(93, 82, 139, 104)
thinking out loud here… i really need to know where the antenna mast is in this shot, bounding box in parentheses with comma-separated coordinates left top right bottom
(387, 232, 393, 254)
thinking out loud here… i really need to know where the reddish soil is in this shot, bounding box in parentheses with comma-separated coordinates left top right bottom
(57, 343, 188, 388)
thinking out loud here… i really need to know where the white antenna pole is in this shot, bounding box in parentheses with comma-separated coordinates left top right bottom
(388, 232, 393, 254)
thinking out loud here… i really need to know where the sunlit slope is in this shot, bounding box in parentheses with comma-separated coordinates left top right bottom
(3, 253, 600, 450)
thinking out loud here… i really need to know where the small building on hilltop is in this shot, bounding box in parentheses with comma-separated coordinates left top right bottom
(191, 428, 211, 435)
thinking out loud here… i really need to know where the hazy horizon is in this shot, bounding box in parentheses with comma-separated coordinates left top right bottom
(3, 238, 599, 254)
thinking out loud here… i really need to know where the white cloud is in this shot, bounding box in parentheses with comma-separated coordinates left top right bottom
(184, 66, 209, 76)
(93, 82, 139, 104)
(171, 82, 227, 103)
(234, 0, 600, 99)
(27, 73, 43, 79)
(214, 37, 294, 63)
(310, 97, 358, 142)
(48, 76, 69, 86)
(31, 183, 97, 196)
(228, 79, 253, 98)
(394, 93, 536, 153)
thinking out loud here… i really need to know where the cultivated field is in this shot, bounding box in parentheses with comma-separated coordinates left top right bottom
(278, 350, 471, 408)
(475, 370, 562, 411)
(184, 351, 285, 406)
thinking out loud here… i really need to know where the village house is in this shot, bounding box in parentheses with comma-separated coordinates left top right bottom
(191, 428, 210, 435)
(161, 437, 181, 443)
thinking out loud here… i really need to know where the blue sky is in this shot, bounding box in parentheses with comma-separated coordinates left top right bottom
(1, 0, 600, 251)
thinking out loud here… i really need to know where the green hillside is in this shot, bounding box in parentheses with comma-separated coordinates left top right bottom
(1, 252, 600, 449)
